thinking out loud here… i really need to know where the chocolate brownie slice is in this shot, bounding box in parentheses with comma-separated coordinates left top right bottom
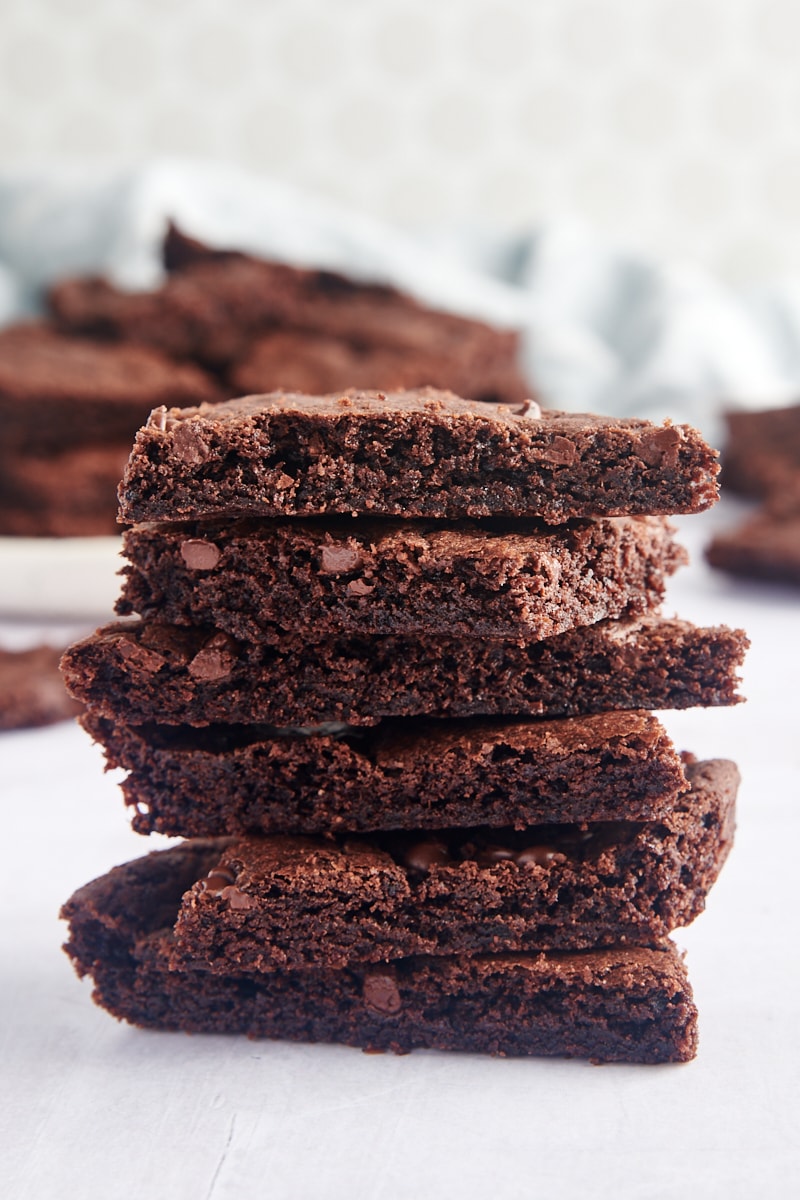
(168, 758, 735, 970)
(229, 328, 528, 406)
(0, 443, 131, 537)
(62, 842, 698, 1060)
(80, 709, 688, 836)
(0, 645, 83, 730)
(0, 323, 220, 455)
(116, 515, 685, 641)
(707, 506, 800, 585)
(721, 402, 800, 498)
(61, 616, 747, 727)
(51, 240, 528, 399)
(117, 390, 719, 525)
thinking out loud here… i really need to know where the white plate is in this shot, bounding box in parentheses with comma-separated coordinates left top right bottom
(0, 536, 123, 619)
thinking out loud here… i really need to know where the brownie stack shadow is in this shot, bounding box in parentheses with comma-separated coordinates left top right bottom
(60, 388, 747, 1064)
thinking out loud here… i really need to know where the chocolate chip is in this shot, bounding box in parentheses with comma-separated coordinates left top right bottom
(639, 426, 682, 468)
(188, 633, 237, 682)
(320, 545, 363, 574)
(542, 436, 579, 466)
(219, 885, 256, 911)
(346, 578, 375, 597)
(171, 422, 211, 465)
(362, 973, 402, 1015)
(403, 839, 451, 872)
(509, 399, 542, 418)
(148, 405, 168, 431)
(180, 539, 221, 570)
(202, 867, 236, 896)
(116, 640, 166, 674)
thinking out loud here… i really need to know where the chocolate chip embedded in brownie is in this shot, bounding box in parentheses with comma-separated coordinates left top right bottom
(0, 323, 220, 455)
(60, 615, 748, 728)
(117, 389, 719, 525)
(79, 708, 689, 837)
(116, 515, 686, 641)
(0, 645, 83, 730)
(165, 758, 735, 971)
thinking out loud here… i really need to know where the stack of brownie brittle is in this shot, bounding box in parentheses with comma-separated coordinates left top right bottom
(61, 388, 747, 1064)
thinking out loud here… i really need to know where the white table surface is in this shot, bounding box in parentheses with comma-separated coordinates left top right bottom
(2, 499, 798, 1200)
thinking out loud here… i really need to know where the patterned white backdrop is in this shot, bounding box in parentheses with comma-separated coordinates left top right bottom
(3, 0, 800, 282)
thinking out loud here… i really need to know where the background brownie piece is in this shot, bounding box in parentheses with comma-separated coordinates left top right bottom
(80, 709, 689, 836)
(0, 442, 131, 537)
(721, 402, 800, 498)
(230, 328, 528, 406)
(48, 252, 529, 405)
(0, 645, 83, 730)
(706, 506, 800, 584)
(60, 616, 748, 727)
(116, 515, 686, 641)
(0, 323, 220, 454)
(118, 389, 720, 525)
(169, 758, 736, 970)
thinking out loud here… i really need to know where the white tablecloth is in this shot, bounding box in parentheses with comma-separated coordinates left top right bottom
(2, 497, 798, 1200)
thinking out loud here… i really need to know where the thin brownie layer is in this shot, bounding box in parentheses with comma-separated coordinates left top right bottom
(61, 616, 748, 728)
(0, 323, 219, 454)
(117, 389, 719, 525)
(62, 841, 697, 1062)
(81, 709, 689, 836)
(169, 758, 736, 970)
(116, 515, 686, 642)
(0, 646, 83, 730)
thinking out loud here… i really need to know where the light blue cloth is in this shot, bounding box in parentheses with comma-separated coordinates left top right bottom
(1, 161, 798, 441)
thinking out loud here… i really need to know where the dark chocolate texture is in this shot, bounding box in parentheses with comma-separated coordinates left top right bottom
(81, 709, 689, 836)
(117, 389, 719, 525)
(168, 759, 736, 970)
(116, 515, 686, 641)
(61, 840, 698, 1062)
(61, 615, 747, 727)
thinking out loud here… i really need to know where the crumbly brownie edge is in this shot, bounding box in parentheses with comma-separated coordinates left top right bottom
(60, 616, 749, 727)
(117, 391, 719, 524)
(61, 850, 696, 1063)
(167, 758, 736, 971)
(116, 515, 686, 642)
(79, 709, 690, 835)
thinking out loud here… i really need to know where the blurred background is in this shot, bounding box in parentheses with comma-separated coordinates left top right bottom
(3, 0, 800, 282)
